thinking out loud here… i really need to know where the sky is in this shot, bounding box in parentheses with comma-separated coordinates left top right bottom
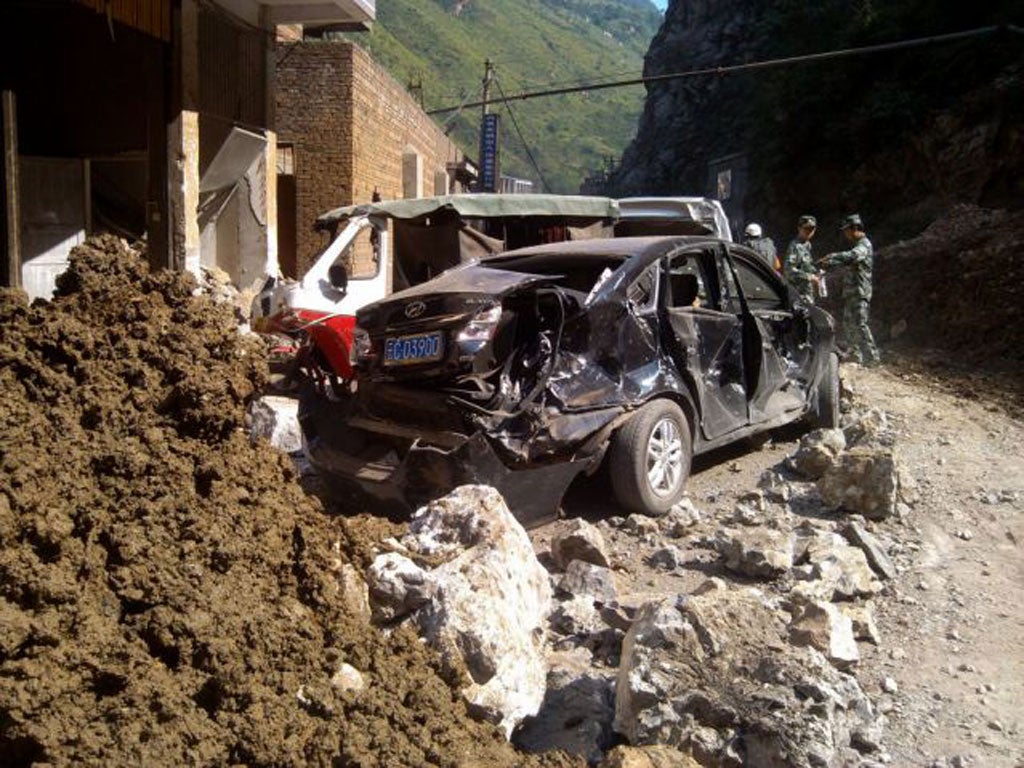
(652, 0, 667, 9)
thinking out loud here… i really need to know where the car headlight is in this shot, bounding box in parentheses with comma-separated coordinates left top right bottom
(456, 304, 502, 344)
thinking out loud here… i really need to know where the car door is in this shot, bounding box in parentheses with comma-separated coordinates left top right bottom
(720, 247, 813, 422)
(661, 246, 748, 440)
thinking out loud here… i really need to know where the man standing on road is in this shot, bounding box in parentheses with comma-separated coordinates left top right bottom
(819, 214, 881, 365)
(743, 223, 779, 271)
(785, 215, 820, 304)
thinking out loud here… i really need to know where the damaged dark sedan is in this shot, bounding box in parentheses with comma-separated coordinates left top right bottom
(299, 236, 839, 527)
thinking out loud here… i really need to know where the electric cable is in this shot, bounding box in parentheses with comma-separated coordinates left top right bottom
(429, 25, 1019, 115)
(493, 75, 552, 194)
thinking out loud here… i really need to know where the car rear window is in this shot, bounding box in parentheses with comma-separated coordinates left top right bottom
(484, 254, 625, 295)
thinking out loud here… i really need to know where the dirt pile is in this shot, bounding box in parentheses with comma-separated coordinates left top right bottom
(0, 236, 572, 767)
(824, 204, 1024, 371)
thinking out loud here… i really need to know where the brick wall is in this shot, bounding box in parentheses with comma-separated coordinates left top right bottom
(276, 41, 465, 277)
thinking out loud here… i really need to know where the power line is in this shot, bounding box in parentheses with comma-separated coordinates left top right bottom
(493, 75, 552, 193)
(428, 25, 1021, 116)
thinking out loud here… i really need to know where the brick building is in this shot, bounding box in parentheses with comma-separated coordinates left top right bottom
(1, 0, 375, 299)
(276, 40, 468, 278)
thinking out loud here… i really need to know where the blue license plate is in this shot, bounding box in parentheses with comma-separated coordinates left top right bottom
(384, 332, 444, 366)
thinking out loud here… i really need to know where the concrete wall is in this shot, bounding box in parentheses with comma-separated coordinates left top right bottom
(276, 41, 465, 276)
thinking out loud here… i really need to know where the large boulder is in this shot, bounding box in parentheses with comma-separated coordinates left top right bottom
(614, 580, 880, 767)
(818, 447, 900, 519)
(789, 428, 846, 479)
(551, 518, 612, 569)
(366, 486, 552, 736)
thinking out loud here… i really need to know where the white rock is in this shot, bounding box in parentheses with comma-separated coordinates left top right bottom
(660, 498, 702, 536)
(715, 527, 793, 579)
(790, 599, 860, 669)
(758, 470, 793, 503)
(330, 662, 366, 694)
(365, 552, 434, 623)
(407, 486, 551, 736)
(248, 395, 303, 453)
(550, 595, 604, 637)
(647, 545, 682, 570)
(789, 428, 847, 479)
(843, 604, 881, 645)
(624, 514, 660, 536)
(551, 518, 611, 570)
(793, 532, 882, 600)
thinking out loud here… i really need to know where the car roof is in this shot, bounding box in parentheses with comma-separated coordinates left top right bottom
(488, 235, 725, 261)
(317, 193, 620, 228)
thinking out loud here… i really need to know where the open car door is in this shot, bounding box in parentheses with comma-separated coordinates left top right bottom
(718, 246, 814, 424)
(661, 246, 749, 441)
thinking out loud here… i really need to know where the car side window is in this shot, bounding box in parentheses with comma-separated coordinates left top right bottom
(666, 252, 709, 308)
(732, 255, 786, 311)
(627, 264, 659, 311)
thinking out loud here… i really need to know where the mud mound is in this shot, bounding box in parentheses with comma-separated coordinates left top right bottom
(823, 205, 1024, 371)
(0, 236, 573, 767)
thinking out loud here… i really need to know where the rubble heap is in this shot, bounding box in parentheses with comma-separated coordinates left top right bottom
(0, 237, 572, 767)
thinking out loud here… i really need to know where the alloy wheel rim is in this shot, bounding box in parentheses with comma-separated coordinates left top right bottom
(646, 417, 683, 497)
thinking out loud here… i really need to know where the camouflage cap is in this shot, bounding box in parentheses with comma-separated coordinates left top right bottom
(840, 213, 864, 230)
(798, 215, 817, 228)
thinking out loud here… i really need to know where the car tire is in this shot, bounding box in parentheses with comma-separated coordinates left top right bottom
(813, 352, 841, 429)
(609, 399, 692, 516)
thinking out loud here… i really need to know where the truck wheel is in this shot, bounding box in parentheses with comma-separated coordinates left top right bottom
(609, 400, 692, 516)
(813, 352, 841, 429)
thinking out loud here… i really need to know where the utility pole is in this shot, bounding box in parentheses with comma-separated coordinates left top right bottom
(481, 58, 494, 122)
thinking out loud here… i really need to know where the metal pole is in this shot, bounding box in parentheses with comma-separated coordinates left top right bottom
(481, 58, 493, 121)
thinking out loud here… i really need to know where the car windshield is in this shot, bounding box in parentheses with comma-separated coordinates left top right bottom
(482, 253, 626, 295)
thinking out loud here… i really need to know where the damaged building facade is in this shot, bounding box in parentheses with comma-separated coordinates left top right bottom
(275, 38, 472, 279)
(0, 0, 375, 299)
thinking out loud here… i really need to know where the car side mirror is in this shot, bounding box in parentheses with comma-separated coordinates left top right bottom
(328, 263, 348, 292)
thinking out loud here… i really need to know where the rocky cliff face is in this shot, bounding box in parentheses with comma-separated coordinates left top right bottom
(611, 0, 766, 196)
(608, 2, 1023, 243)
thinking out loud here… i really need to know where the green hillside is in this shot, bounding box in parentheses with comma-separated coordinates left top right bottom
(344, 0, 661, 193)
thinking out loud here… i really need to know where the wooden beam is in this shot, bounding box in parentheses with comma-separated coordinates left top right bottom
(3, 91, 20, 288)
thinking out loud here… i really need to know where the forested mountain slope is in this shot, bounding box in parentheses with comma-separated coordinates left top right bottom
(346, 0, 662, 192)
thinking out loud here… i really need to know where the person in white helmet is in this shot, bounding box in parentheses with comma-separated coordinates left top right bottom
(742, 223, 779, 271)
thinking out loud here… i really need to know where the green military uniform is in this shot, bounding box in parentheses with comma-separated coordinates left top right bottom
(820, 216, 880, 365)
(785, 238, 817, 304)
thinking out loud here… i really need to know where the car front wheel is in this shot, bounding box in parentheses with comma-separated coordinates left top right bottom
(609, 400, 692, 516)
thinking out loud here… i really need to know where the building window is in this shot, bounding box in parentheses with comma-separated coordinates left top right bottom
(277, 144, 294, 176)
(716, 169, 732, 201)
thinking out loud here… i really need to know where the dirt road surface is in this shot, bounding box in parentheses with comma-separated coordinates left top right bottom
(540, 362, 1024, 767)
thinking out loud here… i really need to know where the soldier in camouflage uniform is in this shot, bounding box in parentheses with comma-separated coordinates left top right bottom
(785, 215, 820, 304)
(819, 214, 880, 365)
